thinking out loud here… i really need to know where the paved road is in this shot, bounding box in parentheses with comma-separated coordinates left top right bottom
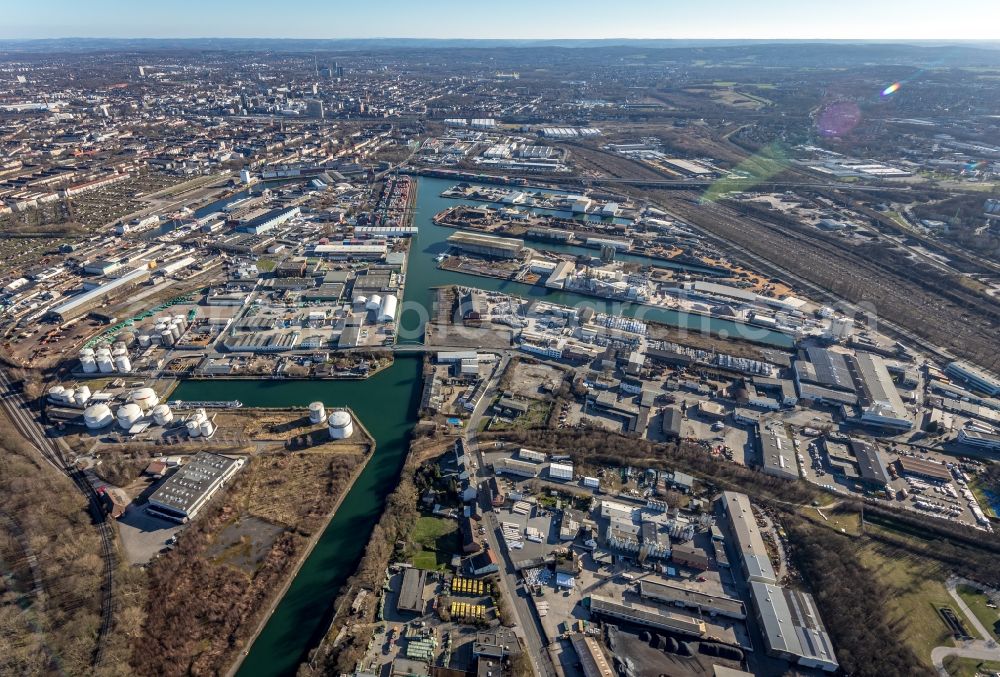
(461, 353, 557, 677)
(930, 577, 1000, 676)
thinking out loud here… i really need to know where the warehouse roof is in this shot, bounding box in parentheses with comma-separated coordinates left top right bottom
(721, 491, 777, 584)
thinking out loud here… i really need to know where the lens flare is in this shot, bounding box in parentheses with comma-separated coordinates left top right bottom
(881, 82, 901, 97)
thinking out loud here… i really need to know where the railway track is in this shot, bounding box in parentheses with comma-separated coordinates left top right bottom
(0, 367, 115, 667)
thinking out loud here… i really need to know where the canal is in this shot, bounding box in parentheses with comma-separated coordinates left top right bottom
(172, 175, 794, 676)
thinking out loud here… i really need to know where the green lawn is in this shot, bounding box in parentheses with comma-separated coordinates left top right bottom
(410, 516, 459, 571)
(857, 536, 970, 666)
(956, 584, 1000, 640)
(943, 656, 1000, 677)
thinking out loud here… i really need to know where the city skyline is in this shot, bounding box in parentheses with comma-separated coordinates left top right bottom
(6, 0, 1000, 41)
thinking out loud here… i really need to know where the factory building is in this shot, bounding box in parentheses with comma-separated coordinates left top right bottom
(47, 267, 151, 321)
(750, 582, 839, 672)
(146, 452, 245, 523)
(850, 351, 912, 430)
(946, 361, 1000, 396)
(236, 206, 301, 234)
(588, 595, 707, 638)
(756, 421, 798, 481)
(446, 231, 525, 259)
(721, 491, 777, 584)
(958, 427, 1000, 452)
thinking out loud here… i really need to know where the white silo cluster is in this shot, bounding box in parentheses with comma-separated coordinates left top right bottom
(327, 409, 354, 439)
(84, 344, 132, 374)
(48, 384, 93, 406)
(377, 294, 398, 323)
(84, 403, 114, 430)
(139, 314, 188, 349)
(308, 401, 326, 424)
(184, 408, 215, 439)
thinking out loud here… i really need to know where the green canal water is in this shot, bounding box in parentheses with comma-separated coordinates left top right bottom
(171, 175, 794, 677)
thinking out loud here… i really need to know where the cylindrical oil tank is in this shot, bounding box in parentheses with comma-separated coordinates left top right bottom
(327, 410, 354, 439)
(199, 419, 215, 437)
(63, 388, 76, 405)
(354, 295, 368, 308)
(80, 353, 99, 372)
(138, 334, 151, 348)
(366, 294, 382, 311)
(114, 354, 132, 373)
(97, 354, 116, 373)
(186, 419, 201, 437)
(152, 404, 173, 425)
(48, 385, 66, 402)
(84, 403, 114, 429)
(129, 387, 158, 411)
(169, 323, 181, 340)
(116, 403, 142, 429)
(76, 385, 91, 404)
(160, 330, 175, 347)
(308, 401, 326, 424)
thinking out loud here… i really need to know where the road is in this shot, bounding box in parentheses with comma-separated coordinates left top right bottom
(931, 577, 1000, 676)
(0, 367, 116, 667)
(461, 353, 558, 677)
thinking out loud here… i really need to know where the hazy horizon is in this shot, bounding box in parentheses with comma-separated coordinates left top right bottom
(5, 0, 1000, 41)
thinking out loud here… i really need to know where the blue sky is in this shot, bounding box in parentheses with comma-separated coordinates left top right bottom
(6, 0, 1000, 40)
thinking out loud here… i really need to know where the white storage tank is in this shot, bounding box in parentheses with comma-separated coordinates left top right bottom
(366, 294, 382, 311)
(354, 295, 368, 308)
(308, 401, 326, 424)
(152, 404, 173, 425)
(378, 294, 398, 323)
(116, 403, 142, 429)
(114, 354, 132, 373)
(186, 419, 202, 438)
(129, 387, 159, 411)
(161, 330, 175, 347)
(327, 410, 354, 439)
(199, 419, 215, 438)
(63, 388, 76, 405)
(138, 334, 151, 348)
(169, 322, 181, 340)
(79, 350, 99, 374)
(76, 385, 92, 404)
(97, 353, 116, 374)
(84, 403, 114, 429)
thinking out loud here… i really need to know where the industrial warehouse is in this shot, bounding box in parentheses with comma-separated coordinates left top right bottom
(145, 452, 245, 523)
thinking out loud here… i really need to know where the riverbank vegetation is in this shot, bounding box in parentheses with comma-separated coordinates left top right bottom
(131, 446, 367, 676)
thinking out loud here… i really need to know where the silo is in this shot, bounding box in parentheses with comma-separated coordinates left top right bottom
(129, 387, 158, 411)
(152, 404, 173, 425)
(308, 401, 326, 424)
(116, 403, 142, 429)
(366, 294, 382, 311)
(76, 385, 92, 404)
(84, 403, 114, 429)
(97, 352, 115, 373)
(186, 419, 202, 438)
(48, 385, 66, 402)
(114, 353, 132, 373)
(160, 330, 175, 347)
(327, 410, 354, 439)
(169, 322, 181, 340)
(63, 388, 76, 405)
(80, 349, 98, 374)
(354, 295, 368, 308)
(199, 419, 215, 438)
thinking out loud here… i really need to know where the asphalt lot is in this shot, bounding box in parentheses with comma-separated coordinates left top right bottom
(117, 505, 182, 565)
